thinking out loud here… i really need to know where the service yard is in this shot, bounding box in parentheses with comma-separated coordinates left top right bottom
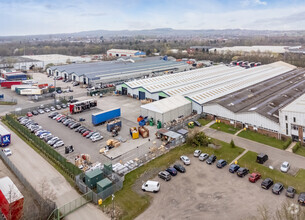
(137, 157, 298, 220)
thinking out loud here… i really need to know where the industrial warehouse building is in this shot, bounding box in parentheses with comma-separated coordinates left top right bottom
(107, 49, 146, 57)
(48, 57, 189, 86)
(140, 95, 192, 124)
(117, 61, 305, 139)
(0, 56, 43, 70)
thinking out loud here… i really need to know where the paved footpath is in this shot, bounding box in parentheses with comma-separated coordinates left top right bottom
(1, 122, 109, 220)
(202, 126, 305, 170)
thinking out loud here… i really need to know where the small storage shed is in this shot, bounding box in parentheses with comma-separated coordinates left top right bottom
(97, 178, 112, 193)
(85, 169, 103, 189)
(140, 95, 192, 124)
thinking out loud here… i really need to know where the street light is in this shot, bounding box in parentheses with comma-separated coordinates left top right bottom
(111, 194, 115, 220)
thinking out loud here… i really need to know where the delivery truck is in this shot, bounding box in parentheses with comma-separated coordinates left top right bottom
(0, 125, 11, 146)
(92, 108, 121, 126)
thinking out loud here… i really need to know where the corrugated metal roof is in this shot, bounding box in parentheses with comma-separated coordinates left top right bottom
(0, 177, 23, 203)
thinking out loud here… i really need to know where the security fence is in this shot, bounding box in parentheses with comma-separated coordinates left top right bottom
(87, 87, 115, 96)
(4, 114, 82, 179)
(0, 145, 56, 219)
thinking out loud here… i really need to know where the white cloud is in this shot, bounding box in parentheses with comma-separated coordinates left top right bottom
(241, 0, 267, 7)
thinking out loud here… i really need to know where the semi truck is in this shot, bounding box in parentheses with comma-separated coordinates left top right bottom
(92, 108, 121, 126)
(0, 125, 11, 147)
(69, 99, 97, 114)
(1, 81, 22, 88)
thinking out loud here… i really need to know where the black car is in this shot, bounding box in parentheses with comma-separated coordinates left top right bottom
(206, 155, 217, 165)
(261, 178, 273, 190)
(257, 153, 268, 164)
(32, 110, 39, 115)
(174, 164, 186, 173)
(272, 183, 284, 195)
(216, 159, 227, 168)
(75, 126, 84, 132)
(70, 123, 81, 129)
(166, 167, 178, 176)
(298, 193, 305, 206)
(236, 167, 249, 177)
(286, 186, 296, 198)
(229, 164, 240, 173)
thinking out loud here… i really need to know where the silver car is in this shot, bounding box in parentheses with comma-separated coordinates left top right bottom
(53, 141, 64, 148)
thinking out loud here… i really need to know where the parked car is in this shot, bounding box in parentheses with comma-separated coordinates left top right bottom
(199, 153, 209, 161)
(75, 126, 84, 132)
(261, 178, 273, 190)
(193, 149, 202, 157)
(55, 105, 62, 110)
(229, 164, 240, 173)
(61, 104, 67, 108)
(142, 181, 160, 193)
(45, 135, 54, 142)
(73, 82, 80, 86)
(40, 132, 51, 139)
(89, 132, 100, 139)
(53, 140, 64, 148)
(2, 148, 12, 156)
(50, 106, 56, 111)
(216, 159, 227, 168)
(44, 108, 50, 113)
(286, 186, 296, 198)
(206, 155, 217, 165)
(82, 130, 91, 137)
(158, 171, 171, 181)
(91, 135, 103, 142)
(166, 167, 178, 176)
(257, 153, 268, 164)
(70, 122, 81, 129)
(249, 173, 261, 183)
(180, 155, 190, 165)
(47, 137, 60, 145)
(272, 183, 284, 195)
(38, 109, 45, 114)
(298, 193, 305, 206)
(86, 131, 95, 138)
(53, 114, 62, 120)
(280, 161, 290, 173)
(58, 116, 67, 122)
(173, 164, 186, 173)
(236, 167, 249, 177)
(80, 129, 89, 134)
(32, 110, 39, 115)
(49, 112, 58, 118)
(27, 112, 33, 117)
(39, 104, 45, 109)
(63, 119, 72, 125)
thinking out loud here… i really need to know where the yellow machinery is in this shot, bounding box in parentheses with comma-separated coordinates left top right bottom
(188, 121, 195, 128)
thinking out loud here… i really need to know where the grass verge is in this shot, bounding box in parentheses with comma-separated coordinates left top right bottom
(210, 122, 240, 134)
(238, 151, 305, 193)
(2, 119, 75, 187)
(197, 118, 211, 126)
(238, 130, 290, 150)
(294, 145, 305, 157)
(0, 101, 16, 105)
(103, 140, 244, 220)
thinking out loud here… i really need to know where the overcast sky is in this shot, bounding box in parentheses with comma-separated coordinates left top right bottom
(1, 0, 305, 36)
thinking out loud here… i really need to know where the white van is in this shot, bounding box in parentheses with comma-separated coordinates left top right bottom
(142, 180, 160, 193)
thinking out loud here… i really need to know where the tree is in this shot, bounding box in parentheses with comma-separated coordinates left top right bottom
(230, 139, 236, 148)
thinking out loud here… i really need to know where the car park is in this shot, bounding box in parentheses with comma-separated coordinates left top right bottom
(142, 181, 160, 193)
(193, 150, 202, 157)
(158, 171, 171, 181)
(2, 148, 12, 156)
(236, 167, 249, 177)
(286, 186, 296, 198)
(27, 112, 33, 117)
(173, 164, 185, 173)
(216, 159, 227, 168)
(53, 140, 64, 148)
(256, 153, 268, 164)
(199, 153, 209, 161)
(298, 193, 305, 206)
(206, 155, 217, 165)
(261, 178, 273, 190)
(248, 173, 261, 183)
(280, 161, 290, 173)
(180, 156, 190, 165)
(166, 167, 178, 176)
(272, 183, 284, 195)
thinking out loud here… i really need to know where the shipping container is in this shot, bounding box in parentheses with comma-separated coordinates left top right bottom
(0, 177, 24, 220)
(92, 108, 121, 125)
(19, 88, 42, 95)
(70, 99, 97, 114)
(22, 79, 38, 84)
(2, 72, 27, 81)
(0, 125, 11, 146)
(11, 85, 38, 92)
(38, 83, 48, 88)
(107, 120, 122, 132)
(138, 126, 149, 138)
(1, 81, 22, 88)
(85, 169, 103, 189)
(97, 178, 112, 193)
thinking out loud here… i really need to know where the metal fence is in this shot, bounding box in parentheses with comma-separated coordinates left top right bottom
(0, 147, 56, 220)
(0, 98, 17, 105)
(4, 114, 82, 179)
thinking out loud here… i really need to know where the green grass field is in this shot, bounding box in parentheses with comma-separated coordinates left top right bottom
(210, 122, 240, 134)
(103, 140, 244, 220)
(294, 146, 305, 157)
(238, 130, 289, 150)
(197, 118, 212, 126)
(238, 151, 305, 193)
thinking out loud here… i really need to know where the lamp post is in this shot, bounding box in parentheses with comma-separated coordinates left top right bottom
(54, 77, 56, 106)
(111, 194, 115, 220)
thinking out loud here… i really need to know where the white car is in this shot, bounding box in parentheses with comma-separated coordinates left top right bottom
(280, 161, 290, 173)
(142, 180, 160, 193)
(199, 153, 209, 161)
(193, 150, 202, 157)
(3, 148, 12, 156)
(180, 155, 190, 165)
(53, 141, 64, 148)
(91, 135, 103, 142)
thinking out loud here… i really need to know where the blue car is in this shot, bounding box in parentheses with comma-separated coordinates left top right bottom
(216, 159, 227, 168)
(229, 164, 240, 173)
(166, 167, 178, 176)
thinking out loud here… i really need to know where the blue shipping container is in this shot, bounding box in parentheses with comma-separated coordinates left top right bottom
(92, 108, 121, 125)
(106, 121, 122, 132)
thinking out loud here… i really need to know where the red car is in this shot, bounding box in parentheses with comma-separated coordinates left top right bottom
(82, 130, 91, 137)
(27, 112, 33, 117)
(249, 172, 261, 183)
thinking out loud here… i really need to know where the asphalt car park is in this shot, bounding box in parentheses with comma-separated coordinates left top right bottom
(137, 157, 299, 220)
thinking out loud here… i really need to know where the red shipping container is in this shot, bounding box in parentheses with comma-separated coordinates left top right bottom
(0, 177, 24, 220)
(38, 83, 48, 88)
(0, 81, 22, 89)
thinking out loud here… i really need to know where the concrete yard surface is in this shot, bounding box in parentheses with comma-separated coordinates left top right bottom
(137, 158, 298, 220)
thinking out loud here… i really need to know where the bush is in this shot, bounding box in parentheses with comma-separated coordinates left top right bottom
(187, 130, 211, 147)
(292, 142, 300, 153)
(230, 139, 236, 148)
(282, 138, 292, 150)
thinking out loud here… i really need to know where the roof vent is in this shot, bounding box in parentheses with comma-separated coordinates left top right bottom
(268, 102, 275, 107)
(282, 94, 288, 98)
(290, 81, 293, 84)
(295, 88, 300, 92)
(280, 76, 284, 80)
